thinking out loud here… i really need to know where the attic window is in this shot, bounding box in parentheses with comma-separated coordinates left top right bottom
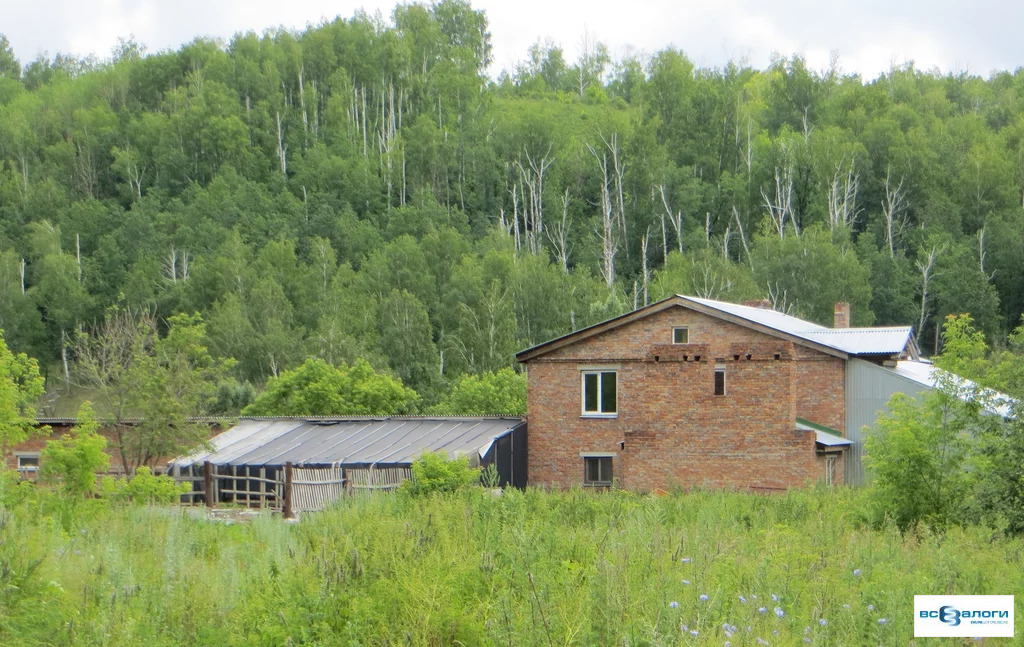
(672, 327, 689, 344)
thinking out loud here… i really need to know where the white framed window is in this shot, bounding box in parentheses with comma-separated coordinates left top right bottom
(672, 327, 689, 344)
(582, 370, 617, 416)
(714, 363, 726, 396)
(583, 455, 613, 486)
(16, 453, 39, 472)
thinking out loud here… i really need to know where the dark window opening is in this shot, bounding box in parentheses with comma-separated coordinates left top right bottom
(17, 455, 39, 471)
(714, 365, 726, 396)
(584, 456, 613, 486)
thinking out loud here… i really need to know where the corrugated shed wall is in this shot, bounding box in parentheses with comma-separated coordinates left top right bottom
(844, 359, 932, 484)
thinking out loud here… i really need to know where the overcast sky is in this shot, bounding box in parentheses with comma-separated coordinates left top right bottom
(3, 0, 1022, 80)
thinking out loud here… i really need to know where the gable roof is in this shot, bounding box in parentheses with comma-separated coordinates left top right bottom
(516, 295, 916, 362)
(167, 416, 525, 469)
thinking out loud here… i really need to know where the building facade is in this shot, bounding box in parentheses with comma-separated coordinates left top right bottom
(516, 296, 918, 491)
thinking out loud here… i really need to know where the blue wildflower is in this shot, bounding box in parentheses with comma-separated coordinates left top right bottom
(739, 595, 748, 603)
(682, 579, 691, 585)
(758, 607, 767, 614)
(699, 594, 709, 601)
(774, 607, 785, 618)
(853, 569, 861, 576)
(689, 629, 699, 637)
(819, 618, 828, 626)
(681, 557, 692, 563)
(867, 604, 875, 612)
(878, 618, 888, 625)
(771, 593, 779, 602)
(670, 601, 679, 609)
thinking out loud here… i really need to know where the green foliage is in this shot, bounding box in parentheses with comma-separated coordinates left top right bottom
(243, 357, 419, 416)
(41, 402, 109, 497)
(479, 462, 499, 487)
(863, 391, 972, 531)
(101, 466, 191, 505)
(0, 328, 46, 451)
(400, 451, 480, 496)
(429, 368, 526, 415)
(0, 488, 1021, 645)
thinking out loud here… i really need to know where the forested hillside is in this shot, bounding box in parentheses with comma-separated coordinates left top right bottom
(0, 1, 1021, 410)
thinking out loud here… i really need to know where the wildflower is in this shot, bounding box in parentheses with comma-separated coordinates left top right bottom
(867, 604, 875, 612)
(842, 604, 851, 610)
(758, 607, 767, 614)
(725, 643, 731, 647)
(819, 619, 828, 626)
(681, 624, 689, 632)
(700, 594, 709, 601)
(683, 579, 691, 585)
(878, 618, 888, 625)
(773, 629, 779, 635)
(853, 569, 861, 576)
(803, 639, 812, 644)
(739, 595, 748, 603)
(689, 629, 699, 637)
(774, 607, 785, 618)
(771, 593, 779, 602)
(804, 627, 811, 634)
(670, 601, 679, 609)
(725, 631, 733, 639)
(756, 638, 769, 646)
(681, 557, 692, 563)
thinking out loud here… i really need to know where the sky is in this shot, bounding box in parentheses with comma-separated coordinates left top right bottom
(2, 0, 1023, 80)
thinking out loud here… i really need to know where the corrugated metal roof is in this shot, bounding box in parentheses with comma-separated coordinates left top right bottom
(687, 297, 914, 356)
(890, 360, 1014, 417)
(796, 419, 854, 447)
(168, 417, 525, 468)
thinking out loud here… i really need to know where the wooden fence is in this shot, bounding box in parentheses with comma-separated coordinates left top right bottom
(173, 462, 411, 516)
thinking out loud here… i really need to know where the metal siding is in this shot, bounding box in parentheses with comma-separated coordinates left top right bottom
(844, 359, 931, 484)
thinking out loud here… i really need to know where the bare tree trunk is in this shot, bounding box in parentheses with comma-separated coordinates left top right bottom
(76, 234, 82, 282)
(19, 258, 26, 294)
(732, 206, 752, 263)
(640, 231, 650, 306)
(916, 245, 942, 336)
(882, 166, 908, 257)
(827, 158, 860, 232)
(275, 111, 288, 175)
(656, 184, 683, 254)
(547, 189, 572, 273)
(761, 163, 795, 238)
(587, 144, 617, 288)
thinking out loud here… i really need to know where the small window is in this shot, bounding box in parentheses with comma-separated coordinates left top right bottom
(582, 371, 617, 415)
(16, 454, 39, 472)
(714, 363, 726, 396)
(672, 327, 689, 344)
(584, 456, 613, 486)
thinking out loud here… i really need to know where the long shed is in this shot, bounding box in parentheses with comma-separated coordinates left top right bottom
(167, 416, 527, 508)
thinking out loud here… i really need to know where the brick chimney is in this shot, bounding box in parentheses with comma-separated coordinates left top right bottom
(743, 299, 773, 310)
(833, 302, 850, 328)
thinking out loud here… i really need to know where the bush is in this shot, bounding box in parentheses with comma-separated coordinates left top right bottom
(401, 451, 479, 496)
(101, 466, 191, 505)
(863, 391, 972, 530)
(40, 402, 109, 498)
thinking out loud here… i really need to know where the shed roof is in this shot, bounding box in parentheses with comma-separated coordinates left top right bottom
(168, 417, 525, 469)
(796, 418, 854, 447)
(517, 295, 917, 362)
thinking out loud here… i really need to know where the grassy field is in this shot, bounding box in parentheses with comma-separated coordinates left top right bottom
(0, 487, 1021, 646)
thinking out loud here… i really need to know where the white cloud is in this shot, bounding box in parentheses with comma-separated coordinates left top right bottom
(1, 0, 1020, 80)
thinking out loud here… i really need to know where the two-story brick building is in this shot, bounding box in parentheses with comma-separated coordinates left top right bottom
(516, 295, 919, 491)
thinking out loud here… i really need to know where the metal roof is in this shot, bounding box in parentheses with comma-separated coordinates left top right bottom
(890, 360, 1014, 417)
(168, 417, 525, 468)
(686, 297, 914, 356)
(796, 418, 854, 447)
(516, 295, 916, 362)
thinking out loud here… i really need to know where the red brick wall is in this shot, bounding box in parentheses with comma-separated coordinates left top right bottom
(793, 346, 846, 432)
(524, 306, 838, 491)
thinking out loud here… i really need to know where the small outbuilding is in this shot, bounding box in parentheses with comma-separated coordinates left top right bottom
(167, 416, 526, 511)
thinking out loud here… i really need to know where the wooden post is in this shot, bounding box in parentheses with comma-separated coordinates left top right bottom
(204, 461, 215, 508)
(283, 462, 294, 519)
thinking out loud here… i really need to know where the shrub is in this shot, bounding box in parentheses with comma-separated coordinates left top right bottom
(401, 451, 479, 496)
(102, 466, 191, 505)
(40, 402, 109, 498)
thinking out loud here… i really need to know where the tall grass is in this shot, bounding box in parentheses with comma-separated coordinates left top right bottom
(0, 487, 1020, 645)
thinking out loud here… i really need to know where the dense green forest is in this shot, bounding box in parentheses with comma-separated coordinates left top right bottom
(1, 1, 1022, 411)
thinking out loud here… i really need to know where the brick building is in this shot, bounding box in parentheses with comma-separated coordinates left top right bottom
(516, 295, 919, 491)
